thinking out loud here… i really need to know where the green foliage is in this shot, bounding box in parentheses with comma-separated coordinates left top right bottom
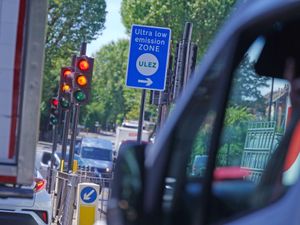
(217, 106, 254, 166)
(224, 106, 254, 126)
(40, 0, 106, 131)
(189, 0, 237, 56)
(230, 55, 270, 112)
(46, 0, 106, 58)
(191, 113, 215, 159)
(191, 107, 254, 168)
(121, 0, 236, 57)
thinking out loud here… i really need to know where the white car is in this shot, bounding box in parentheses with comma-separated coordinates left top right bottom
(0, 170, 52, 225)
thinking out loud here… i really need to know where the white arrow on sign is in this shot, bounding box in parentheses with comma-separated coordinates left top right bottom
(83, 189, 95, 201)
(138, 78, 153, 86)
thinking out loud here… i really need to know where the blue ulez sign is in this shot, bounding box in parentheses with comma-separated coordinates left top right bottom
(126, 24, 171, 91)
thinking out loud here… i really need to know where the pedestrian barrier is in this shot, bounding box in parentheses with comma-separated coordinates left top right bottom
(47, 168, 113, 225)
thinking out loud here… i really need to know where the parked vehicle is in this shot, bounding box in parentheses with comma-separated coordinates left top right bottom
(77, 137, 114, 178)
(115, 120, 152, 152)
(109, 1, 300, 225)
(36, 150, 60, 176)
(0, 170, 52, 225)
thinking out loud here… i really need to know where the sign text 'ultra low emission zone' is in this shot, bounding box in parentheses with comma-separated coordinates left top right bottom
(126, 24, 171, 91)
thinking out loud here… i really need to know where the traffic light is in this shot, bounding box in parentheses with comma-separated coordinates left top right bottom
(50, 97, 59, 125)
(73, 55, 94, 105)
(59, 67, 73, 109)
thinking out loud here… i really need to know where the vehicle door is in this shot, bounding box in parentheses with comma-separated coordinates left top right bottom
(108, 1, 300, 225)
(143, 1, 300, 225)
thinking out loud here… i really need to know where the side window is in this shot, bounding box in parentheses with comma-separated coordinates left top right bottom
(187, 37, 295, 224)
(216, 38, 290, 183)
(161, 40, 235, 219)
(216, 54, 289, 179)
(162, 34, 300, 225)
(41, 152, 52, 165)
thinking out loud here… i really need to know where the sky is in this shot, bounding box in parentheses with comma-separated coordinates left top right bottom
(86, 0, 128, 56)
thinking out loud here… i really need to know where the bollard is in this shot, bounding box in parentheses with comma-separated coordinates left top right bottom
(60, 160, 64, 172)
(73, 160, 78, 173)
(76, 182, 100, 225)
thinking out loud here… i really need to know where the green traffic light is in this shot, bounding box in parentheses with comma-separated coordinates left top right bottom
(50, 115, 58, 125)
(74, 90, 86, 102)
(60, 98, 70, 108)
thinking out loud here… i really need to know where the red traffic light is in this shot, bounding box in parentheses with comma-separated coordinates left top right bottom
(51, 98, 59, 107)
(63, 68, 72, 77)
(78, 59, 89, 71)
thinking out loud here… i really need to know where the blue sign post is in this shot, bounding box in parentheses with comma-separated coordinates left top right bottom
(126, 24, 171, 91)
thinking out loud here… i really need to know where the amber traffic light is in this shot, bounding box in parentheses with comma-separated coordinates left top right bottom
(76, 75, 87, 86)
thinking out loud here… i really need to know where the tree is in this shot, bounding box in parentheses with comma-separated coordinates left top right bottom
(121, 0, 236, 57)
(229, 55, 269, 114)
(40, 0, 106, 133)
(217, 106, 254, 166)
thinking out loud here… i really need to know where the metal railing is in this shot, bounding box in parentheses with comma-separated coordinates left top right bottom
(47, 168, 113, 225)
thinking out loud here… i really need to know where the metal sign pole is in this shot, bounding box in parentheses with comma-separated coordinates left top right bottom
(137, 90, 146, 143)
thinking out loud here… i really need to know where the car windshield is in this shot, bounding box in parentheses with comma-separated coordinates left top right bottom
(81, 147, 112, 161)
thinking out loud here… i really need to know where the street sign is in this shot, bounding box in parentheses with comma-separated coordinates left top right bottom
(126, 24, 171, 91)
(77, 183, 100, 225)
(80, 186, 97, 204)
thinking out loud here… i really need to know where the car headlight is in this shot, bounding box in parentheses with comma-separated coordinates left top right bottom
(105, 167, 110, 172)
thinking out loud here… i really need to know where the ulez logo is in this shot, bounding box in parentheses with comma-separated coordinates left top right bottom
(136, 53, 159, 76)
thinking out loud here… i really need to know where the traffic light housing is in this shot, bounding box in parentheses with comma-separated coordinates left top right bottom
(73, 55, 94, 105)
(50, 97, 59, 125)
(59, 67, 73, 109)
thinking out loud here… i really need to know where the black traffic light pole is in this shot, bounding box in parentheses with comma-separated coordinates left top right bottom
(61, 111, 70, 167)
(68, 43, 86, 172)
(47, 123, 58, 192)
(48, 98, 61, 192)
(68, 103, 80, 171)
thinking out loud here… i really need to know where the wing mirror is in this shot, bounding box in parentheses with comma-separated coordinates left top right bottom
(108, 142, 147, 225)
